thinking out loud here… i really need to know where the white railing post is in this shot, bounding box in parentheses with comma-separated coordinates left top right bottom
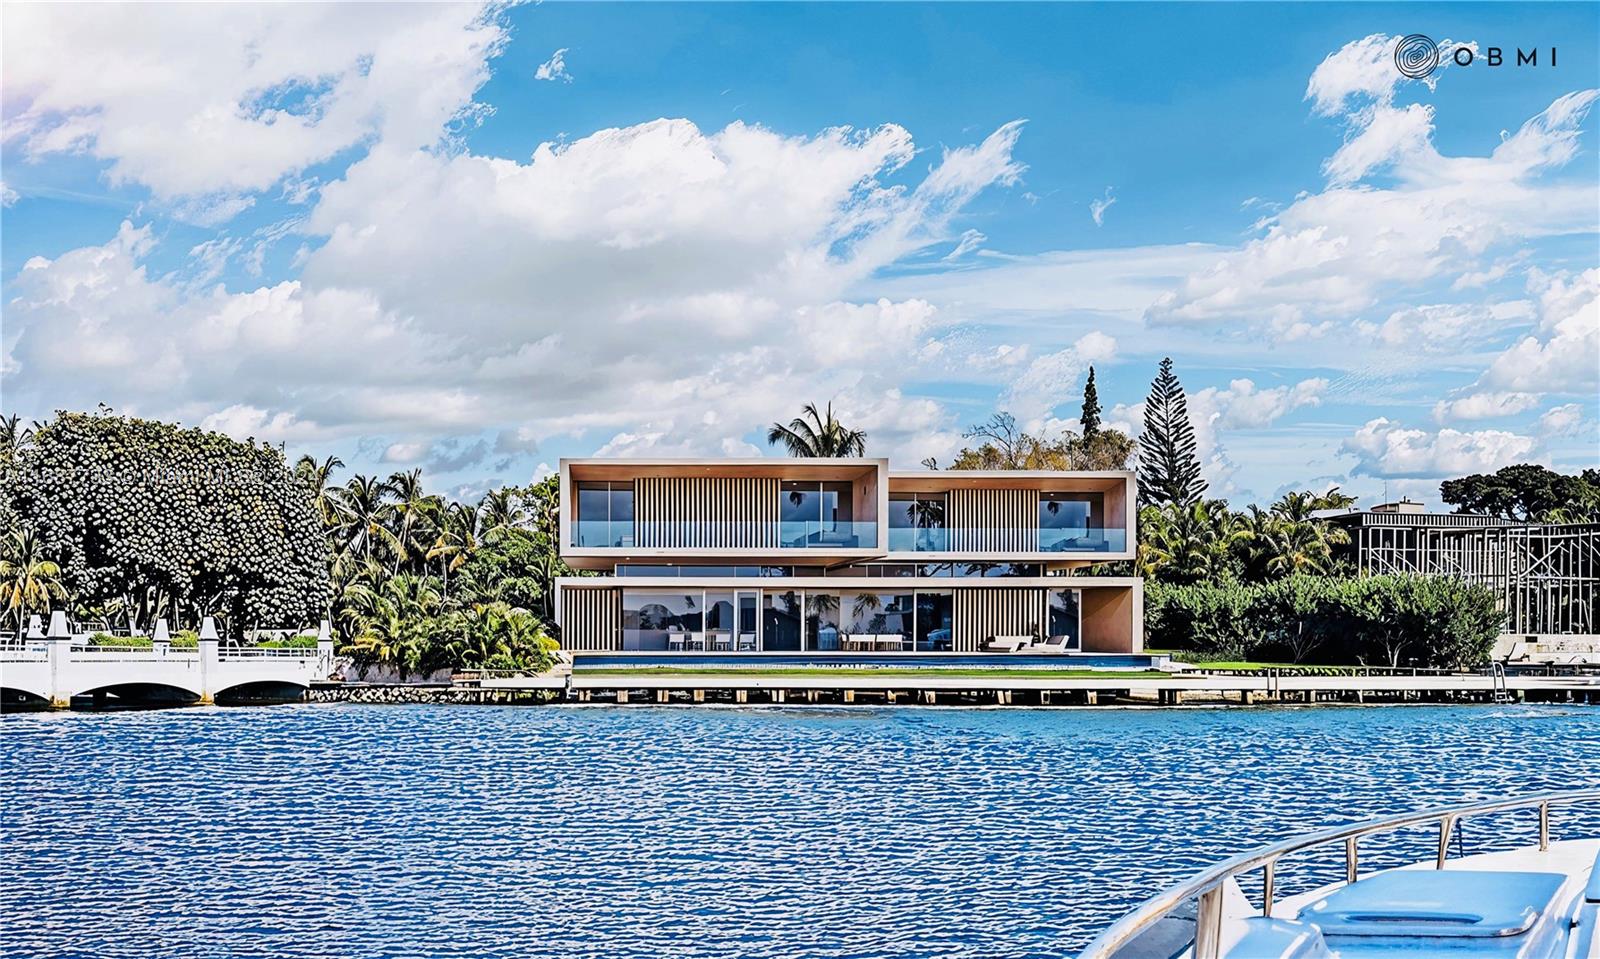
(152, 618, 171, 657)
(198, 616, 220, 704)
(46, 610, 71, 708)
(26, 614, 43, 639)
(316, 619, 334, 674)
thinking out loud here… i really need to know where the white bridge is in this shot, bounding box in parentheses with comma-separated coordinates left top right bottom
(1, 612, 337, 708)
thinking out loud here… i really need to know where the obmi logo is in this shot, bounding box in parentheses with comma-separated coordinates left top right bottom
(1393, 34, 1558, 80)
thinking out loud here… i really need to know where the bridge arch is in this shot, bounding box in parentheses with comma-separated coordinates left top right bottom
(67, 682, 203, 706)
(214, 679, 310, 704)
(2, 686, 52, 708)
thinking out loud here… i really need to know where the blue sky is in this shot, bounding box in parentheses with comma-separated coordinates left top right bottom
(2, 2, 1596, 506)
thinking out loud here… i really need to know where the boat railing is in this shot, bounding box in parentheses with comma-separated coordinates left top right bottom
(1077, 789, 1600, 959)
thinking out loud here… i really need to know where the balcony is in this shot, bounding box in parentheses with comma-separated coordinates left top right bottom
(887, 526, 1129, 554)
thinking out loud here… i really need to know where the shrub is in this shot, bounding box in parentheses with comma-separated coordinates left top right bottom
(172, 630, 199, 649)
(257, 634, 319, 649)
(88, 632, 151, 647)
(1147, 574, 1502, 668)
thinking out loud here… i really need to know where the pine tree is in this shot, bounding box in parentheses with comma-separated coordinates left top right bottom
(1138, 357, 1206, 507)
(1080, 366, 1102, 438)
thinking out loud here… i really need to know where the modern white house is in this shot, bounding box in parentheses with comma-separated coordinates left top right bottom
(554, 458, 1142, 657)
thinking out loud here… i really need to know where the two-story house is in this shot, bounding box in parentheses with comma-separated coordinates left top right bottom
(555, 458, 1142, 656)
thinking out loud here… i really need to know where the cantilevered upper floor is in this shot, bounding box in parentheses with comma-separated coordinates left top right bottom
(559, 458, 1134, 570)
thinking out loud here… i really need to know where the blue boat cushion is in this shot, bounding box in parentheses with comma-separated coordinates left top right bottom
(1297, 870, 1565, 938)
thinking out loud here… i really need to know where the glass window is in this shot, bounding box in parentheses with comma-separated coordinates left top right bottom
(762, 591, 804, 651)
(622, 590, 701, 651)
(1039, 492, 1102, 552)
(616, 565, 678, 577)
(918, 563, 954, 577)
(806, 591, 841, 651)
(842, 592, 913, 650)
(889, 493, 947, 551)
(573, 481, 634, 547)
(781, 481, 860, 547)
(915, 592, 954, 652)
(704, 591, 736, 652)
(1047, 589, 1082, 648)
(953, 562, 1041, 578)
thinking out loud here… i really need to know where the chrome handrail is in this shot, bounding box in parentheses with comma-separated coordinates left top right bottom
(1078, 790, 1600, 959)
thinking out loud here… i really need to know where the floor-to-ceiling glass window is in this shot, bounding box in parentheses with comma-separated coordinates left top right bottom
(1046, 588, 1082, 647)
(573, 481, 635, 547)
(806, 591, 841, 650)
(914, 591, 955, 652)
(842, 591, 914, 650)
(763, 591, 804, 651)
(1039, 492, 1103, 552)
(780, 481, 859, 547)
(621, 590, 701, 650)
(888, 492, 947, 551)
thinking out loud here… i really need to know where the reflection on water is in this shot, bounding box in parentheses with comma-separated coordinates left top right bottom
(3, 704, 1598, 958)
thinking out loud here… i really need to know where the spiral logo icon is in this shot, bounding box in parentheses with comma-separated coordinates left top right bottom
(1394, 34, 1440, 79)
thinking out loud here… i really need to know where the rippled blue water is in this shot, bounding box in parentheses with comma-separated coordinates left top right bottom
(4, 704, 1598, 958)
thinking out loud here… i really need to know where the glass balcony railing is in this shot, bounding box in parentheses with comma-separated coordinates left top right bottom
(777, 521, 878, 550)
(572, 521, 1124, 552)
(888, 527, 950, 552)
(570, 521, 878, 550)
(571, 520, 636, 548)
(888, 527, 1128, 554)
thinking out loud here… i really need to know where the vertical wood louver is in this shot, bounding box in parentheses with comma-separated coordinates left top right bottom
(952, 587, 1046, 651)
(561, 587, 621, 651)
(948, 488, 1040, 552)
(634, 476, 780, 548)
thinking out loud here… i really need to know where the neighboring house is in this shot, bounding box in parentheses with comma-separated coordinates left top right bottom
(1325, 502, 1600, 645)
(555, 458, 1141, 655)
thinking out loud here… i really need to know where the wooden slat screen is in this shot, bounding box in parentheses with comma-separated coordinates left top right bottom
(953, 587, 1045, 651)
(948, 488, 1040, 552)
(561, 587, 621, 651)
(634, 476, 780, 548)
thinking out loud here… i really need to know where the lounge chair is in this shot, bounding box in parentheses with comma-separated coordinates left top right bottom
(736, 632, 757, 651)
(983, 635, 1033, 653)
(1024, 635, 1077, 654)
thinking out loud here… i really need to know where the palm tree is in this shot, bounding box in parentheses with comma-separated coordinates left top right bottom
(330, 474, 400, 571)
(0, 414, 33, 460)
(295, 454, 345, 526)
(478, 488, 526, 541)
(0, 529, 69, 638)
(1137, 499, 1248, 583)
(767, 402, 866, 457)
(427, 501, 480, 598)
(383, 469, 444, 574)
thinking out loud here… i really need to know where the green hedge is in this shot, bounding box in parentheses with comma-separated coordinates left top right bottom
(257, 634, 319, 649)
(1146, 574, 1502, 668)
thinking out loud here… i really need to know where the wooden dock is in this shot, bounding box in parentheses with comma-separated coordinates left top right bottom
(460, 669, 1600, 707)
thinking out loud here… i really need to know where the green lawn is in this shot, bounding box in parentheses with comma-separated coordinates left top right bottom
(577, 666, 1170, 679)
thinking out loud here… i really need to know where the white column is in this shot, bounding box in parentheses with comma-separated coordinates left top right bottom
(46, 610, 71, 708)
(316, 619, 334, 674)
(198, 616, 220, 704)
(152, 618, 171, 657)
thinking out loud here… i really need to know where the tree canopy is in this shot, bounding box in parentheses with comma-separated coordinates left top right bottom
(948, 412, 1134, 471)
(1441, 464, 1600, 523)
(4, 411, 329, 636)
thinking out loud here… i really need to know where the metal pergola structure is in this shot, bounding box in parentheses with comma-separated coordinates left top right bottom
(1335, 513, 1600, 636)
